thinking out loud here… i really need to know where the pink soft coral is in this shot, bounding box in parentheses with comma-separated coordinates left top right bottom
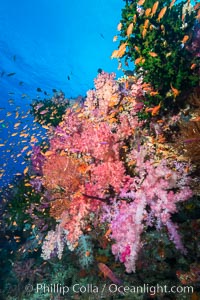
(91, 161, 126, 194)
(36, 71, 193, 273)
(60, 192, 100, 249)
(102, 146, 192, 273)
(110, 196, 146, 273)
(84, 71, 118, 115)
(41, 224, 64, 259)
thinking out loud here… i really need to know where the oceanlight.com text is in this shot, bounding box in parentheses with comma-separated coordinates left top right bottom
(108, 283, 194, 295)
(32, 283, 194, 296)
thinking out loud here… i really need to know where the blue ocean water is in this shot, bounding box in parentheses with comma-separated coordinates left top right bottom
(0, 0, 124, 187)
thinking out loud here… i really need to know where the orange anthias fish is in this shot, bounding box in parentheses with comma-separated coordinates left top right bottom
(138, 0, 146, 6)
(111, 50, 119, 59)
(134, 45, 140, 53)
(157, 6, 167, 22)
(194, 2, 200, 10)
(135, 56, 144, 65)
(117, 22, 122, 31)
(196, 9, 200, 21)
(142, 28, 147, 39)
(126, 23, 134, 37)
(169, 0, 176, 9)
(145, 102, 161, 116)
(111, 43, 127, 59)
(190, 63, 197, 70)
(145, 8, 151, 17)
(98, 263, 122, 285)
(118, 42, 127, 53)
(181, 35, 189, 44)
(144, 19, 150, 29)
(151, 1, 159, 17)
(170, 83, 180, 98)
(149, 51, 158, 57)
(23, 166, 29, 175)
(150, 91, 159, 96)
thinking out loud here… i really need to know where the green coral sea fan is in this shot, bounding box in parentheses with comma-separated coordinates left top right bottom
(76, 235, 94, 269)
(118, 0, 199, 104)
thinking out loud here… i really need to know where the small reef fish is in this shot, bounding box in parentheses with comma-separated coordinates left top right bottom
(166, 52, 172, 57)
(181, 35, 189, 44)
(151, 1, 159, 17)
(14, 122, 21, 128)
(35, 103, 44, 110)
(190, 63, 197, 70)
(138, 0, 146, 6)
(134, 46, 140, 52)
(149, 52, 158, 57)
(194, 3, 200, 10)
(117, 22, 122, 31)
(104, 228, 112, 240)
(144, 19, 150, 29)
(98, 263, 122, 285)
(40, 109, 48, 115)
(150, 91, 159, 96)
(118, 43, 127, 57)
(117, 61, 122, 70)
(196, 9, 200, 21)
(111, 50, 119, 59)
(145, 8, 151, 17)
(7, 72, 16, 76)
(157, 6, 167, 22)
(23, 166, 29, 175)
(135, 56, 143, 65)
(145, 102, 161, 116)
(43, 150, 54, 157)
(113, 35, 118, 42)
(126, 23, 134, 37)
(170, 83, 180, 97)
(111, 43, 127, 58)
(142, 28, 147, 39)
(169, 0, 176, 9)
